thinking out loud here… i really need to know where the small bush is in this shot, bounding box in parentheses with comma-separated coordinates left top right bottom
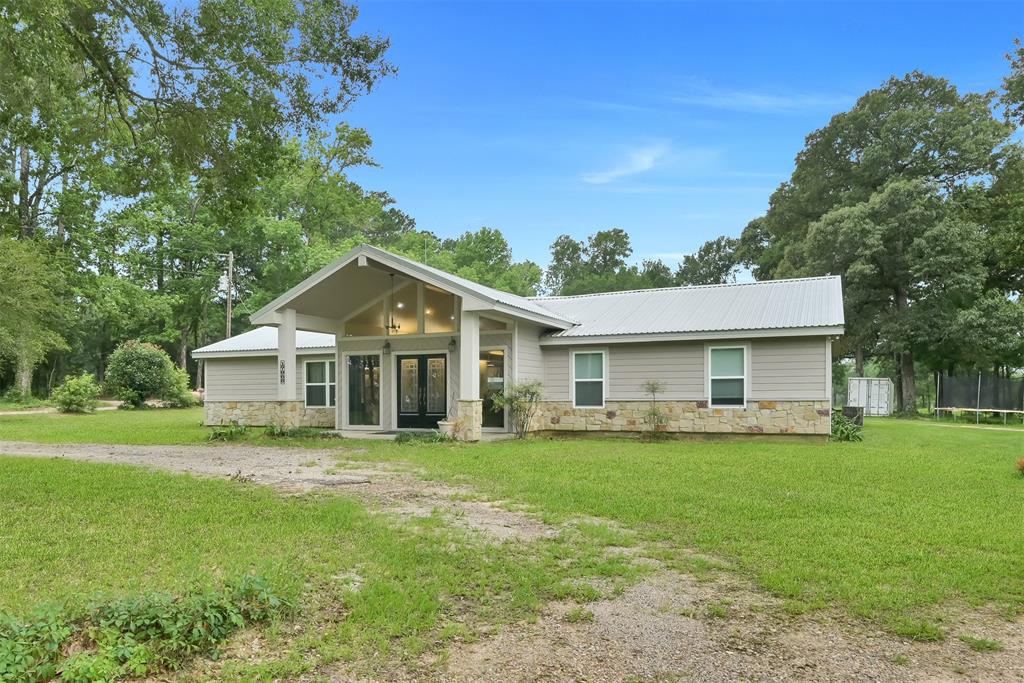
(0, 576, 285, 682)
(830, 412, 863, 442)
(51, 373, 102, 413)
(491, 381, 543, 438)
(641, 379, 668, 441)
(394, 430, 455, 445)
(263, 424, 330, 439)
(105, 340, 190, 408)
(162, 366, 197, 408)
(1016, 458, 1024, 477)
(208, 423, 248, 442)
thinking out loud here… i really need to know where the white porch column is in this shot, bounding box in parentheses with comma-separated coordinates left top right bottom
(277, 308, 297, 402)
(456, 310, 482, 441)
(459, 310, 480, 400)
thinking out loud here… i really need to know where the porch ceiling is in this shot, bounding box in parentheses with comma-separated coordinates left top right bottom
(283, 258, 420, 322)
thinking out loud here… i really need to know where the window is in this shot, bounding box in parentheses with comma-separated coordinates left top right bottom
(709, 346, 746, 407)
(346, 354, 380, 426)
(389, 281, 420, 335)
(572, 350, 605, 408)
(305, 360, 336, 407)
(344, 302, 385, 337)
(424, 285, 456, 333)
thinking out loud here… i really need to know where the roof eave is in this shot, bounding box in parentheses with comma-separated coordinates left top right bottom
(538, 326, 845, 346)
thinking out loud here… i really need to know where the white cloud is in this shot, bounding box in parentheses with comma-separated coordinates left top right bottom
(670, 82, 850, 113)
(581, 143, 671, 185)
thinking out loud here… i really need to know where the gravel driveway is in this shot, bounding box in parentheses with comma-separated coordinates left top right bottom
(3, 441, 1021, 682)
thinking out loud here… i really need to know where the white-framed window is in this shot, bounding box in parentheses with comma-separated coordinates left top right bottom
(708, 345, 746, 407)
(572, 350, 606, 408)
(305, 360, 336, 407)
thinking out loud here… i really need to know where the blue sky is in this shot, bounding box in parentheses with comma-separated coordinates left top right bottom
(341, 1, 1022, 267)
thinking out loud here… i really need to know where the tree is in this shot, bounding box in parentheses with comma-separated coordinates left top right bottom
(1, 0, 394, 187)
(0, 239, 68, 394)
(676, 236, 739, 286)
(740, 71, 1016, 410)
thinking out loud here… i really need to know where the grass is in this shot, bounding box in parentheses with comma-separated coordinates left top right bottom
(0, 457, 636, 676)
(0, 407, 210, 444)
(0, 396, 51, 411)
(958, 634, 1004, 652)
(2, 409, 1022, 639)
(347, 419, 1024, 630)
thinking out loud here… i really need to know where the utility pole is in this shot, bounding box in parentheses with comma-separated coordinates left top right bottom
(225, 250, 234, 337)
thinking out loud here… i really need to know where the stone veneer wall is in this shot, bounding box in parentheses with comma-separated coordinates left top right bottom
(454, 399, 483, 442)
(532, 400, 831, 436)
(205, 400, 335, 428)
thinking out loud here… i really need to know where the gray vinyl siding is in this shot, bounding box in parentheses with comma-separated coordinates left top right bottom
(515, 323, 544, 383)
(748, 337, 827, 401)
(541, 347, 570, 401)
(205, 353, 334, 402)
(608, 342, 704, 400)
(205, 357, 278, 401)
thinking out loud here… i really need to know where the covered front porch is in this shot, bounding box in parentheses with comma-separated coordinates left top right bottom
(247, 245, 569, 440)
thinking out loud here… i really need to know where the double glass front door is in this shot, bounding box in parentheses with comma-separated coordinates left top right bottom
(397, 354, 447, 428)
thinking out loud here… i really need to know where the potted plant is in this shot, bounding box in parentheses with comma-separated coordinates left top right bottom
(436, 393, 460, 437)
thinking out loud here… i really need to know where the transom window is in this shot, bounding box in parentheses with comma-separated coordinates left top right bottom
(572, 350, 605, 408)
(305, 360, 336, 407)
(709, 346, 746, 407)
(343, 282, 457, 337)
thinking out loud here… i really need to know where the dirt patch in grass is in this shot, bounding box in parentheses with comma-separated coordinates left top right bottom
(394, 568, 1024, 683)
(0, 440, 556, 542)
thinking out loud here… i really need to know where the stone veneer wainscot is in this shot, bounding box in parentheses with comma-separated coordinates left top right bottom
(205, 400, 334, 428)
(532, 400, 831, 436)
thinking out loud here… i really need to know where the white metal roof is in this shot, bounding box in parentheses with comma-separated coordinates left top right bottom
(193, 327, 335, 356)
(531, 276, 844, 339)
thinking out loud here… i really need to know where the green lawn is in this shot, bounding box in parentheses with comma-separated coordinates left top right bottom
(2, 408, 1022, 643)
(0, 457, 633, 678)
(353, 419, 1024, 632)
(0, 406, 209, 444)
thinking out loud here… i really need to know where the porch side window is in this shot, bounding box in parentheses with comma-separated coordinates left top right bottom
(709, 347, 745, 407)
(305, 360, 336, 407)
(347, 354, 380, 426)
(573, 351, 605, 408)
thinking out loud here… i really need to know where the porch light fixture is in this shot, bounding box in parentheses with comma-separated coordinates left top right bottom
(382, 340, 391, 356)
(448, 337, 457, 353)
(385, 273, 401, 333)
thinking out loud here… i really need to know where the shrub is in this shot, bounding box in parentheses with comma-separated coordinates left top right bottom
(830, 412, 863, 442)
(263, 424, 330, 439)
(0, 576, 285, 682)
(1017, 458, 1024, 478)
(641, 379, 668, 441)
(394, 430, 455, 445)
(105, 340, 190, 408)
(491, 381, 543, 438)
(208, 423, 248, 442)
(162, 366, 197, 408)
(51, 373, 102, 413)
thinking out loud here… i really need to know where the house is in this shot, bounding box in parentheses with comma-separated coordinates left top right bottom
(192, 244, 844, 439)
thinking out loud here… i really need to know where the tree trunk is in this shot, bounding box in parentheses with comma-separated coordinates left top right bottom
(17, 146, 32, 238)
(16, 356, 33, 396)
(854, 348, 865, 376)
(56, 172, 68, 243)
(178, 326, 189, 369)
(893, 288, 917, 415)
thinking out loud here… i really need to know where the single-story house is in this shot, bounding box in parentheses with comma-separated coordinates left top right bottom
(192, 244, 844, 439)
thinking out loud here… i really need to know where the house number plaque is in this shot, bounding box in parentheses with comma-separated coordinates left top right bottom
(279, 360, 286, 384)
